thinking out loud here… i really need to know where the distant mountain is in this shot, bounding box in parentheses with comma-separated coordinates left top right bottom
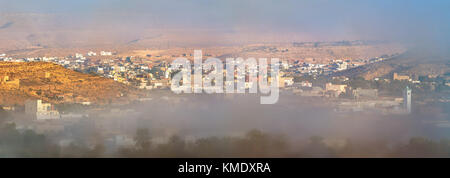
(331, 49, 450, 80)
(0, 22, 14, 29)
(0, 62, 141, 106)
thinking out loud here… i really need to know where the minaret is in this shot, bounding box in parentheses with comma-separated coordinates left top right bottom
(403, 86, 412, 114)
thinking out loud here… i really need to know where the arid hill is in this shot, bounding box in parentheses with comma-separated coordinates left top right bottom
(0, 62, 141, 106)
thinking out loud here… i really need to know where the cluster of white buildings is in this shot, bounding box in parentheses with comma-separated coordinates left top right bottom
(282, 55, 390, 76)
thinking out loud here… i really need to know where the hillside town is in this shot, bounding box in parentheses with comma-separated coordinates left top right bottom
(0, 48, 398, 90)
(1, 48, 448, 121)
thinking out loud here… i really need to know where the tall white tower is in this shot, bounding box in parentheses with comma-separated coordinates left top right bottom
(403, 86, 412, 114)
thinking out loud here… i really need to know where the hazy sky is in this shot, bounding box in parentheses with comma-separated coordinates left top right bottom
(0, 0, 449, 45)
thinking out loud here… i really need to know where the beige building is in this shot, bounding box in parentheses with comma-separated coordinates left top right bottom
(1, 76, 20, 88)
(325, 83, 347, 95)
(393, 73, 410, 81)
(25, 100, 60, 120)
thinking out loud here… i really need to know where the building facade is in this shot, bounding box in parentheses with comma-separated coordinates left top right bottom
(25, 100, 60, 120)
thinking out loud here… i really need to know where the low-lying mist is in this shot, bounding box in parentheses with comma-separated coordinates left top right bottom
(1, 90, 449, 157)
(60, 91, 446, 157)
(122, 92, 433, 141)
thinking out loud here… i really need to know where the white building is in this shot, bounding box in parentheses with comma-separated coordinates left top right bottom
(101, 51, 113, 56)
(97, 67, 104, 73)
(300, 81, 313, 88)
(87, 51, 97, 56)
(25, 100, 60, 120)
(335, 61, 348, 71)
(75, 53, 84, 59)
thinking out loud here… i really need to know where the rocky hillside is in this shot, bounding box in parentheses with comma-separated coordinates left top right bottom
(0, 62, 141, 106)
